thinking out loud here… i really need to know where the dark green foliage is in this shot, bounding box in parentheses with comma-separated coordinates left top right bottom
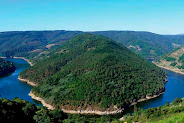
(0, 97, 67, 123)
(164, 56, 176, 62)
(170, 62, 177, 66)
(0, 30, 82, 58)
(124, 98, 184, 122)
(1, 30, 184, 60)
(177, 65, 184, 69)
(179, 54, 184, 64)
(0, 98, 118, 122)
(20, 34, 166, 111)
(92, 31, 184, 58)
(0, 58, 15, 76)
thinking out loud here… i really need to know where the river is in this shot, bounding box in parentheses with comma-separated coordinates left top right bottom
(1, 58, 184, 115)
(0, 58, 41, 106)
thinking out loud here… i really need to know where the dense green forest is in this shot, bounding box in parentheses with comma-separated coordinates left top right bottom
(1, 30, 184, 59)
(0, 97, 118, 123)
(20, 34, 166, 111)
(0, 58, 15, 76)
(92, 31, 184, 58)
(124, 98, 184, 123)
(0, 30, 82, 58)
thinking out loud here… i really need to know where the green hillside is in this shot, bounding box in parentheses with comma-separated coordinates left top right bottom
(20, 34, 166, 112)
(0, 30, 82, 58)
(154, 46, 184, 74)
(0, 58, 15, 76)
(92, 31, 184, 58)
(1, 30, 184, 60)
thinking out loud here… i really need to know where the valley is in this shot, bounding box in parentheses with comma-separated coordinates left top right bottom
(1, 31, 184, 122)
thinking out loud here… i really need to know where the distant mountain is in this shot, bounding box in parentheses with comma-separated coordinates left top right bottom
(91, 31, 184, 58)
(0, 58, 15, 76)
(0, 30, 82, 58)
(1, 30, 184, 60)
(20, 34, 166, 112)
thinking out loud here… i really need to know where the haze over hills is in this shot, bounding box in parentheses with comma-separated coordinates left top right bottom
(20, 34, 166, 113)
(1, 30, 184, 60)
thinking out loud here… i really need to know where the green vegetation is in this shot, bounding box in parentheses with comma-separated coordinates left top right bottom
(0, 31, 82, 58)
(92, 31, 184, 58)
(0, 97, 118, 123)
(177, 65, 184, 69)
(156, 47, 184, 71)
(1, 30, 184, 60)
(0, 58, 15, 76)
(124, 98, 184, 123)
(20, 34, 166, 111)
(170, 62, 177, 67)
(179, 54, 184, 64)
(164, 56, 176, 62)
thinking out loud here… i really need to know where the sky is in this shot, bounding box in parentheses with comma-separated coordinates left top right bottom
(0, 0, 184, 34)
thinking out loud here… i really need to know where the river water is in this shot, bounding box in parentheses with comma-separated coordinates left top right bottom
(1, 58, 184, 115)
(0, 58, 41, 106)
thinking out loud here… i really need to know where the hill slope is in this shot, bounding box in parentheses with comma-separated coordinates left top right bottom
(92, 31, 184, 58)
(0, 58, 15, 76)
(20, 34, 166, 113)
(1, 30, 184, 60)
(154, 46, 184, 74)
(0, 30, 82, 58)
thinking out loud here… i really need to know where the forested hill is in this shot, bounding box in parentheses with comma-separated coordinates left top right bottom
(0, 58, 15, 76)
(1, 30, 184, 59)
(92, 31, 184, 58)
(0, 30, 82, 58)
(20, 34, 166, 112)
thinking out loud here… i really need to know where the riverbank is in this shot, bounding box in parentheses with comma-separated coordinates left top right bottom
(18, 76, 38, 87)
(0, 56, 34, 66)
(153, 61, 184, 75)
(28, 89, 165, 115)
(13, 57, 34, 66)
(29, 91, 54, 110)
(29, 91, 123, 115)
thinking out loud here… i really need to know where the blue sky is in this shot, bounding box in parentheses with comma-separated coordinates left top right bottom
(0, 0, 184, 34)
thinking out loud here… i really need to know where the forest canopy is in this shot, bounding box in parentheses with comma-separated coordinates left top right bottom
(20, 34, 167, 111)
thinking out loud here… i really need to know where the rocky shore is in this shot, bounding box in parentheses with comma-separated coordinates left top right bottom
(18, 76, 38, 87)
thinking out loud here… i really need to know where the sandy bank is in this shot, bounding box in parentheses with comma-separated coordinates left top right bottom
(13, 57, 34, 66)
(29, 91, 54, 110)
(130, 92, 165, 106)
(29, 90, 165, 115)
(29, 91, 123, 115)
(153, 61, 184, 75)
(18, 76, 38, 87)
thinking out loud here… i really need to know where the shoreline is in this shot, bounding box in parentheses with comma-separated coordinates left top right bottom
(13, 57, 34, 66)
(18, 76, 38, 87)
(28, 90, 165, 115)
(29, 91, 123, 115)
(0, 56, 34, 66)
(130, 91, 165, 106)
(153, 61, 184, 75)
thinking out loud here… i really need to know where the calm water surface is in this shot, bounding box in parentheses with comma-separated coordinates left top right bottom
(0, 58, 41, 106)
